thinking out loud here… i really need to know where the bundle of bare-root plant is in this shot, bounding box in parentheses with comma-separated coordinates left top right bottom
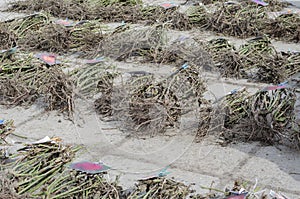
(98, 25, 167, 61)
(42, 169, 122, 198)
(223, 88, 250, 129)
(238, 36, 300, 83)
(140, 6, 192, 31)
(205, 2, 268, 37)
(1, 135, 123, 198)
(148, 37, 213, 69)
(263, 0, 291, 12)
(0, 55, 74, 116)
(106, 64, 206, 136)
(222, 88, 299, 147)
(71, 63, 119, 116)
(126, 177, 193, 198)
(4, 12, 50, 38)
(0, 24, 17, 50)
(69, 20, 105, 53)
(238, 36, 277, 79)
(5, 139, 80, 196)
(0, 120, 15, 145)
(265, 13, 300, 43)
(19, 23, 70, 53)
(204, 38, 245, 78)
(186, 5, 209, 28)
(5, 12, 106, 53)
(7, 0, 91, 20)
(281, 51, 300, 78)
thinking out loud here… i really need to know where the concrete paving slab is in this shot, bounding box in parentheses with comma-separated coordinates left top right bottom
(236, 155, 300, 194)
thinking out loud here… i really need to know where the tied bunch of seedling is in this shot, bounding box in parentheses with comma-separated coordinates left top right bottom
(205, 38, 244, 78)
(0, 54, 74, 116)
(0, 120, 15, 144)
(99, 25, 167, 61)
(127, 177, 193, 198)
(265, 13, 300, 43)
(0, 24, 17, 50)
(186, 5, 209, 28)
(206, 2, 268, 37)
(43, 170, 122, 198)
(9, 140, 81, 196)
(140, 6, 192, 31)
(222, 87, 299, 147)
(238, 36, 300, 83)
(223, 88, 250, 129)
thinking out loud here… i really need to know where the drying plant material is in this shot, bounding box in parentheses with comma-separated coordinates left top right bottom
(20, 23, 70, 53)
(223, 88, 250, 128)
(0, 56, 74, 116)
(7, 0, 91, 20)
(71, 63, 118, 97)
(206, 2, 268, 37)
(205, 38, 244, 78)
(0, 120, 15, 144)
(238, 36, 277, 78)
(69, 20, 105, 52)
(0, 171, 28, 199)
(196, 102, 213, 141)
(282, 51, 300, 78)
(2, 139, 80, 197)
(254, 54, 287, 83)
(108, 64, 206, 136)
(127, 177, 193, 198)
(263, 0, 291, 12)
(43, 170, 122, 198)
(265, 13, 300, 43)
(140, 6, 192, 31)
(222, 88, 299, 146)
(99, 25, 166, 61)
(0, 25, 17, 50)
(88, 0, 142, 6)
(94, 71, 119, 116)
(5, 12, 50, 38)
(186, 5, 209, 28)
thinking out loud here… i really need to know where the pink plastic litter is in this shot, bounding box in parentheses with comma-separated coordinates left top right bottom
(160, 3, 176, 9)
(70, 161, 110, 174)
(35, 53, 60, 65)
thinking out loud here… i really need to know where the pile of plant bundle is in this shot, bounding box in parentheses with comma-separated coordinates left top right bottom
(98, 25, 167, 61)
(205, 2, 268, 37)
(222, 87, 299, 147)
(0, 24, 17, 50)
(205, 38, 245, 78)
(0, 54, 74, 116)
(7, 0, 91, 20)
(107, 64, 206, 136)
(265, 13, 300, 43)
(186, 5, 209, 28)
(140, 6, 192, 31)
(126, 176, 193, 198)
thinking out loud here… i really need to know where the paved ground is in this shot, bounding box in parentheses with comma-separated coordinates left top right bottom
(0, 0, 300, 198)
